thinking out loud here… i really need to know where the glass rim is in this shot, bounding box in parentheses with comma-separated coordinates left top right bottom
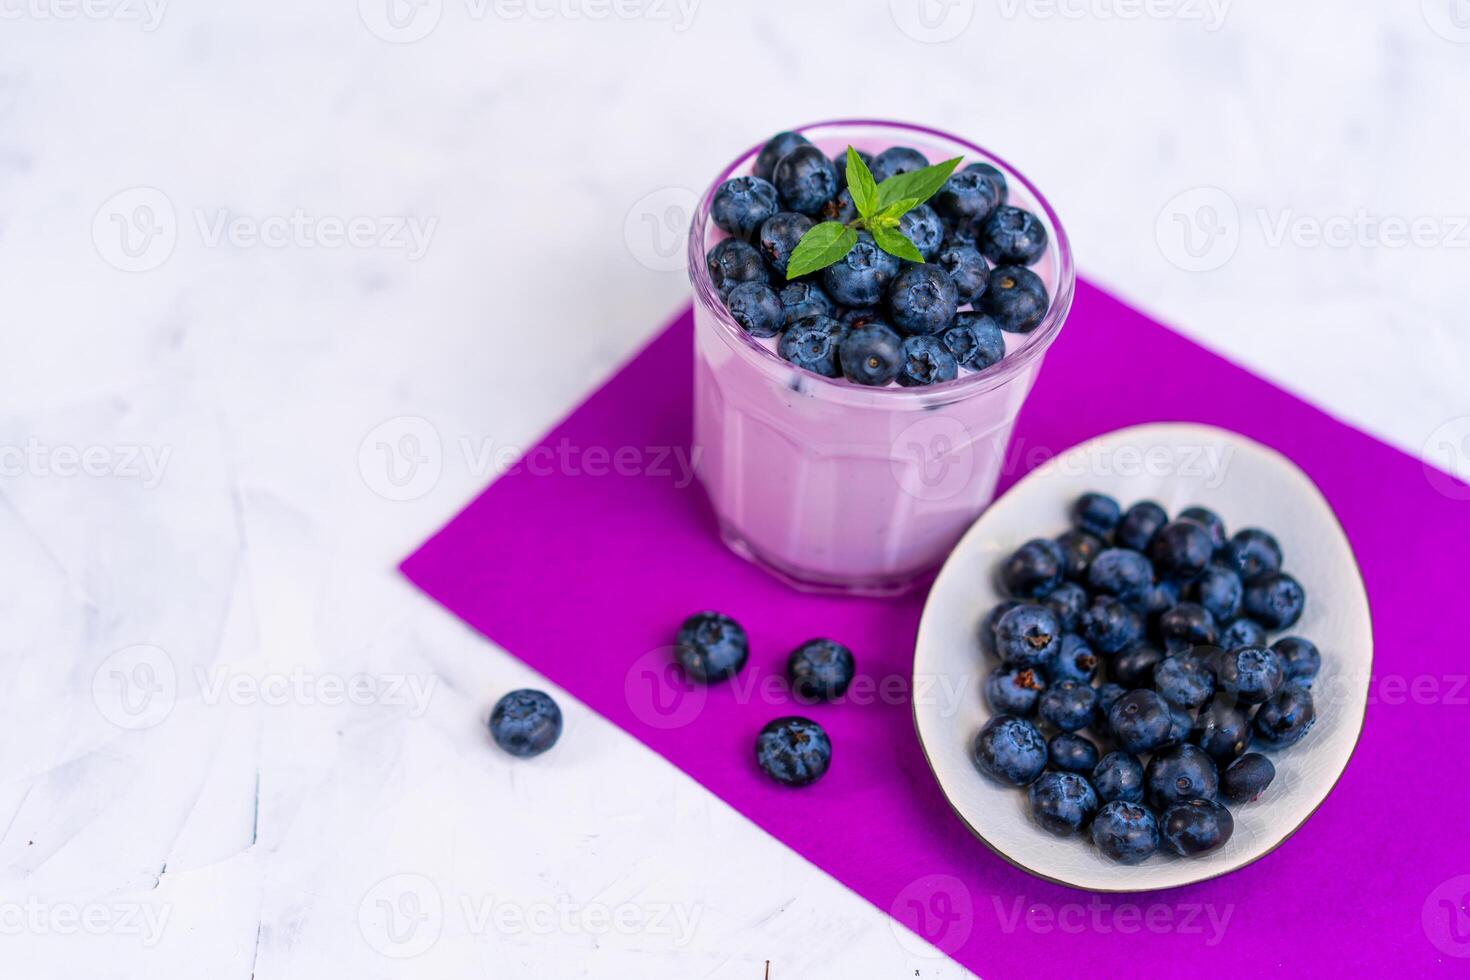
(687, 118, 1075, 402)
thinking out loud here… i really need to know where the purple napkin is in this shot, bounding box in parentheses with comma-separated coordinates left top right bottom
(402, 280, 1470, 978)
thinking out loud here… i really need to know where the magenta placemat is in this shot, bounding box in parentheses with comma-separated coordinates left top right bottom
(402, 280, 1470, 977)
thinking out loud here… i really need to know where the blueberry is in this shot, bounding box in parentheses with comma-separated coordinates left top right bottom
(1253, 683, 1315, 749)
(1055, 529, 1103, 581)
(1091, 800, 1160, 864)
(973, 715, 1048, 786)
(1145, 744, 1219, 808)
(933, 168, 1003, 226)
(778, 280, 834, 327)
(1112, 642, 1166, 690)
(1214, 646, 1284, 704)
(1191, 698, 1253, 763)
(753, 131, 811, 183)
(488, 689, 563, 758)
(1272, 636, 1321, 684)
(888, 263, 959, 336)
(1220, 752, 1275, 803)
(711, 176, 780, 240)
(1108, 689, 1173, 754)
(1000, 539, 1064, 598)
(820, 188, 857, 224)
(1043, 583, 1089, 632)
(985, 665, 1045, 717)
(1161, 700, 1194, 749)
(940, 214, 979, 249)
(1191, 565, 1244, 623)
(772, 144, 838, 216)
(979, 599, 1022, 658)
(942, 312, 1006, 370)
(674, 611, 750, 683)
(1087, 548, 1154, 602)
(757, 211, 813, 278)
(1149, 520, 1214, 582)
(1159, 798, 1234, 857)
(1116, 501, 1169, 552)
(896, 335, 958, 386)
(1093, 683, 1127, 734)
(1048, 732, 1100, 774)
(706, 238, 768, 298)
(778, 315, 844, 377)
(1243, 573, 1306, 630)
(1224, 528, 1283, 583)
(822, 232, 900, 306)
(755, 716, 831, 787)
(1039, 679, 1097, 733)
(1178, 506, 1228, 552)
(1045, 633, 1098, 684)
(839, 306, 883, 330)
(995, 603, 1062, 669)
(1027, 771, 1098, 836)
(869, 146, 929, 182)
(1157, 602, 1219, 653)
(1141, 579, 1182, 619)
(1218, 617, 1268, 650)
(1071, 492, 1122, 538)
(935, 243, 990, 304)
(1154, 655, 1215, 709)
(1079, 596, 1144, 655)
(979, 265, 1049, 333)
(725, 282, 785, 338)
(963, 161, 1008, 205)
(786, 638, 856, 702)
(1092, 751, 1145, 804)
(838, 322, 904, 386)
(980, 206, 1048, 266)
(831, 148, 871, 189)
(899, 203, 945, 260)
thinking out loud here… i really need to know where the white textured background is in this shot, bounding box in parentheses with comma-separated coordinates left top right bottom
(1, 1, 1467, 977)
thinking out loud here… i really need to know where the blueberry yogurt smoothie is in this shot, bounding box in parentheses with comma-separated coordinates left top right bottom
(689, 121, 1074, 595)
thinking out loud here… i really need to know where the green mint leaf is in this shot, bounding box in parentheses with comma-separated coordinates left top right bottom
(876, 156, 963, 213)
(846, 147, 879, 220)
(874, 199, 921, 223)
(785, 222, 858, 279)
(870, 224, 925, 264)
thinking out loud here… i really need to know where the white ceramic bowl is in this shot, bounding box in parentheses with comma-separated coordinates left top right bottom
(913, 423, 1371, 891)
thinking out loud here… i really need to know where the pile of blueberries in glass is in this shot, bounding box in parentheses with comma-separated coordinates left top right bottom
(705, 130, 1052, 387)
(973, 493, 1320, 864)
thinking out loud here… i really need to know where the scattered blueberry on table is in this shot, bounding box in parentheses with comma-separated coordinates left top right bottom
(756, 716, 832, 786)
(972, 493, 1323, 863)
(707, 129, 1056, 387)
(488, 689, 563, 758)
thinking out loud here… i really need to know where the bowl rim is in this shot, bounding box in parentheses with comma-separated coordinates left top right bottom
(910, 421, 1373, 892)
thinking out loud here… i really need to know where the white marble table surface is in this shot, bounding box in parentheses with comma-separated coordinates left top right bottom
(2, 2, 1467, 976)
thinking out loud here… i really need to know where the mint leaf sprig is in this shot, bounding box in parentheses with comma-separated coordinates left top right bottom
(784, 147, 961, 280)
